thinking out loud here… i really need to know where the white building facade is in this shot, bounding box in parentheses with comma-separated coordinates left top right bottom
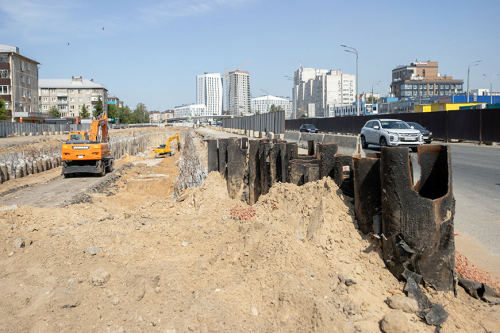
(174, 104, 206, 118)
(251, 95, 293, 119)
(292, 66, 355, 118)
(228, 70, 250, 116)
(196, 73, 223, 116)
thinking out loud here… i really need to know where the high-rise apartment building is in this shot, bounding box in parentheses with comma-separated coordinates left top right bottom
(228, 70, 250, 116)
(293, 66, 355, 118)
(39, 77, 108, 117)
(196, 73, 223, 116)
(390, 61, 463, 100)
(0, 44, 40, 121)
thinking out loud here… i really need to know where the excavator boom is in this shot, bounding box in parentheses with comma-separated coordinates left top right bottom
(155, 133, 180, 156)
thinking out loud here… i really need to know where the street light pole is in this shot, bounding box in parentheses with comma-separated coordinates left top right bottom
(467, 60, 482, 102)
(341, 45, 359, 116)
(371, 80, 381, 104)
(484, 74, 500, 104)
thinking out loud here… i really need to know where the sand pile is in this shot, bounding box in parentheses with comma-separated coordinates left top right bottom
(0, 154, 499, 332)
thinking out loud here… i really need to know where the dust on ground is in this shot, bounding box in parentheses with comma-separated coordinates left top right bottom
(0, 134, 499, 333)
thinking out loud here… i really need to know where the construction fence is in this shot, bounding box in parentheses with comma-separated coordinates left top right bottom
(221, 111, 285, 135)
(285, 108, 500, 143)
(0, 122, 91, 138)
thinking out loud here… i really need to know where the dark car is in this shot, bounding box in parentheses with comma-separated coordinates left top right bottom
(299, 124, 318, 133)
(406, 122, 433, 144)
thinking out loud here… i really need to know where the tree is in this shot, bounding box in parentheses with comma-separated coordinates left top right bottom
(80, 104, 90, 119)
(93, 95, 103, 118)
(133, 103, 149, 123)
(0, 97, 7, 121)
(108, 104, 118, 123)
(49, 106, 61, 118)
(367, 96, 378, 104)
(118, 105, 133, 124)
(269, 104, 284, 113)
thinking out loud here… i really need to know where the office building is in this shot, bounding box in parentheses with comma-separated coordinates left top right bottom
(196, 73, 223, 116)
(228, 70, 250, 116)
(39, 76, 108, 117)
(293, 66, 355, 118)
(0, 43, 40, 121)
(174, 104, 206, 118)
(251, 95, 293, 118)
(390, 61, 463, 100)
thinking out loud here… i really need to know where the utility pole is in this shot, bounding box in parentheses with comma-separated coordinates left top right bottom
(484, 73, 500, 104)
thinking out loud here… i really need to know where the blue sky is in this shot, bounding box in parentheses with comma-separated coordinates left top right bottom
(2, 0, 500, 111)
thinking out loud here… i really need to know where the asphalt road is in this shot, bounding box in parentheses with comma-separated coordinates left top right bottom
(364, 142, 500, 258)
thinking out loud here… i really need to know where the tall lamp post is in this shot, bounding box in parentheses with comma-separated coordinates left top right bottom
(261, 89, 269, 113)
(483, 73, 500, 104)
(467, 60, 482, 102)
(371, 81, 381, 103)
(341, 45, 359, 116)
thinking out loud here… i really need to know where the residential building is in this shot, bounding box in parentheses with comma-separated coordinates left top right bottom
(293, 66, 355, 118)
(390, 61, 463, 100)
(228, 70, 250, 116)
(164, 110, 174, 119)
(39, 76, 108, 117)
(251, 95, 293, 118)
(174, 104, 206, 118)
(107, 94, 122, 109)
(196, 73, 223, 116)
(0, 43, 40, 122)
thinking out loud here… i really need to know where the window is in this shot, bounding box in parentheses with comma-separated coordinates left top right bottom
(0, 85, 10, 94)
(78, 97, 82, 101)
(43, 105, 48, 110)
(42, 89, 48, 94)
(51, 97, 56, 102)
(423, 69, 426, 77)
(27, 77, 30, 85)
(87, 104, 91, 109)
(21, 60, 24, 70)
(86, 97, 90, 102)
(43, 97, 48, 102)
(70, 105, 75, 110)
(86, 89, 90, 93)
(78, 89, 82, 94)
(21, 75, 24, 83)
(27, 91, 31, 98)
(0, 56, 7, 63)
(0, 69, 9, 78)
(70, 97, 74, 102)
(22, 90, 25, 98)
(27, 105, 31, 112)
(51, 89, 56, 93)
(70, 89, 74, 93)
(27, 63, 30, 71)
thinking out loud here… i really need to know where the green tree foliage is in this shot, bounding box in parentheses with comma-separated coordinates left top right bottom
(80, 104, 90, 119)
(49, 106, 61, 118)
(133, 103, 149, 123)
(0, 97, 7, 121)
(118, 105, 133, 124)
(269, 104, 284, 113)
(108, 104, 118, 122)
(367, 96, 378, 104)
(93, 95, 103, 118)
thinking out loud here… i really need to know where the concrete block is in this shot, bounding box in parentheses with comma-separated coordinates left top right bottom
(298, 133, 324, 149)
(284, 131, 300, 142)
(323, 134, 359, 155)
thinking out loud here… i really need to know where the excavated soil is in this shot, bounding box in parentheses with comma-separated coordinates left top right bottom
(0, 134, 499, 333)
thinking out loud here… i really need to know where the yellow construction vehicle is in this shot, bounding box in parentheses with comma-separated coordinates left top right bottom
(61, 112, 113, 177)
(155, 133, 180, 157)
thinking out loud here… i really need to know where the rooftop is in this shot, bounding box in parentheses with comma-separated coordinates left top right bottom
(39, 77, 107, 89)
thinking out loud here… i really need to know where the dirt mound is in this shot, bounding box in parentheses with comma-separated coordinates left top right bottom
(0, 147, 499, 332)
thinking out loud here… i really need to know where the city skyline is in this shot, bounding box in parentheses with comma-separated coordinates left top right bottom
(2, 0, 499, 111)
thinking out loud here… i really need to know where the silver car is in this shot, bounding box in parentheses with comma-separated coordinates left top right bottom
(360, 119, 424, 152)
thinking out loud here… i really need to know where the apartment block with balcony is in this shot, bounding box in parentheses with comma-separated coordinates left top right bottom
(197, 73, 223, 116)
(39, 76, 108, 117)
(251, 95, 293, 118)
(228, 71, 251, 116)
(390, 61, 463, 100)
(0, 44, 40, 121)
(107, 94, 122, 109)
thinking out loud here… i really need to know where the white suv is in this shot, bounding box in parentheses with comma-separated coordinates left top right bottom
(360, 119, 424, 152)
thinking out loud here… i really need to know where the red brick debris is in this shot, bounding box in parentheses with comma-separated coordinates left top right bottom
(230, 205, 256, 221)
(455, 251, 500, 294)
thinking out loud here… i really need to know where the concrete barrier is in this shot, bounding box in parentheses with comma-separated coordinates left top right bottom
(284, 131, 300, 142)
(323, 134, 360, 155)
(298, 133, 324, 149)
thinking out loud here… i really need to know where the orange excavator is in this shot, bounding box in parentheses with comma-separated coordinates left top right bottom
(61, 111, 114, 178)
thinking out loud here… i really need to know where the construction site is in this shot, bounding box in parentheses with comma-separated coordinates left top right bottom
(0, 126, 499, 333)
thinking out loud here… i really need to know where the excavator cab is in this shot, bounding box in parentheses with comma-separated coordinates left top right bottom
(68, 131, 89, 141)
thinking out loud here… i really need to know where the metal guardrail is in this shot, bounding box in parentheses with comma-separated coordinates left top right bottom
(285, 108, 500, 143)
(0, 122, 91, 138)
(221, 111, 285, 134)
